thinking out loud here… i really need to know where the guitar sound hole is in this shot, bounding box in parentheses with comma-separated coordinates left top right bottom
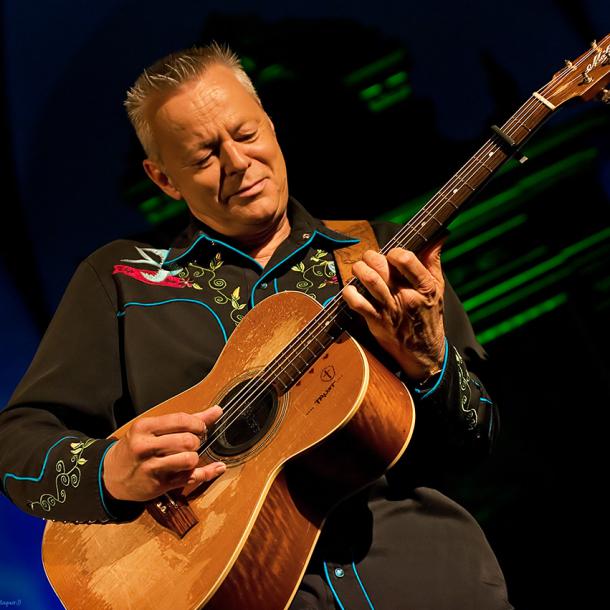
(211, 380, 279, 457)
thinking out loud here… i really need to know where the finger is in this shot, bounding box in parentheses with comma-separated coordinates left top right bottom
(387, 248, 437, 296)
(186, 462, 226, 485)
(161, 461, 226, 490)
(361, 250, 391, 284)
(194, 405, 224, 427)
(342, 284, 382, 321)
(146, 431, 202, 457)
(351, 260, 395, 309)
(140, 412, 207, 437)
(149, 450, 201, 475)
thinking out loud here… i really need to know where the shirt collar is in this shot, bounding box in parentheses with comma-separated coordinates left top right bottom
(161, 197, 358, 269)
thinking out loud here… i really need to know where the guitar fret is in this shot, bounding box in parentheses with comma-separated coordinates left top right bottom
(288, 360, 302, 375)
(422, 209, 443, 226)
(456, 175, 476, 191)
(297, 352, 310, 366)
(478, 158, 494, 172)
(436, 190, 457, 207)
(514, 118, 532, 132)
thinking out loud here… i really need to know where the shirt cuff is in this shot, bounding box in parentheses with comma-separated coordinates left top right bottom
(412, 336, 450, 400)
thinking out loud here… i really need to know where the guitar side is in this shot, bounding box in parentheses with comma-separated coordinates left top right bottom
(41, 291, 413, 610)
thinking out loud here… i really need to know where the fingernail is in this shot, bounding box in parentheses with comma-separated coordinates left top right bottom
(215, 463, 226, 474)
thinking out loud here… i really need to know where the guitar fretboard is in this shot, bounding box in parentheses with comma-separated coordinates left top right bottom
(264, 95, 555, 390)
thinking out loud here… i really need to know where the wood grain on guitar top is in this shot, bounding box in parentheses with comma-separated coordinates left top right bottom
(42, 291, 414, 610)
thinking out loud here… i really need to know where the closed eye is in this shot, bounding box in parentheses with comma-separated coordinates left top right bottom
(235, 130, 258, 142)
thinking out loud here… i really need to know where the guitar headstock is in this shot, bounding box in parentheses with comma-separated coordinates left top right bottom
(545, 34, 610, 107)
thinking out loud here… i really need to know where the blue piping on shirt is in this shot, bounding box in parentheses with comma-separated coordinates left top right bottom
(249, 230, 359, 308)
(352, 560, 376, 610)
(323, 562, 347, 610)
(2, 435, 79, 492)
(98, 441, 118, 520)
(413, 336, 449, 400)
(117, 299, 228, 343)
(163, 233, 262, 269)
(479, 397, 494, 437)
(322, 295, 336, 307)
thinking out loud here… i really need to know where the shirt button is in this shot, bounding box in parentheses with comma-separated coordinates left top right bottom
(260, 282, 268, 289)
(334, 568, 345, 578)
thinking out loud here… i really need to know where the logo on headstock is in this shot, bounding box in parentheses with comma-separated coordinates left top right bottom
(584, 42, 610, 80)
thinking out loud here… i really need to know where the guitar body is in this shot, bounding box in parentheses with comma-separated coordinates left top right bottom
(42, 291, 414, 610)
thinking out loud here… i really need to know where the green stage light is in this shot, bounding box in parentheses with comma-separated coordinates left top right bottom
(476, 293, 568, 344)
(343, 50, 406, 86)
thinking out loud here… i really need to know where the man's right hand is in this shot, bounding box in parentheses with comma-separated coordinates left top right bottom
(102, 406, 225, 502)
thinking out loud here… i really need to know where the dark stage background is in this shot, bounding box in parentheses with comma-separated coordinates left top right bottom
(1, 1, 609, 608)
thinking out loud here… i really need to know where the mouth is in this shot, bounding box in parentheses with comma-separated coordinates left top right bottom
(230, 177, 268, 199)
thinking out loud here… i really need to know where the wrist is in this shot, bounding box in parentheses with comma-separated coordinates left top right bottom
(411, 337, 449, 400)
(101, 441, 125, 501)
(394, 335, 447, 382)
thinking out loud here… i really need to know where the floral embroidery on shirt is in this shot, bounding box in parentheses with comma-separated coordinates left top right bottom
(27, 439, 97, 513)
(290, 250, 338, 298)
(454, 347, 477, 430)
(177, 253, 247, 326)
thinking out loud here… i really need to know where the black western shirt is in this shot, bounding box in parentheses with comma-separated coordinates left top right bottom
(0, 198, 510, 609)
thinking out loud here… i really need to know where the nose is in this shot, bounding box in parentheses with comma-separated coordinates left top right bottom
(221, 140, 251, 175)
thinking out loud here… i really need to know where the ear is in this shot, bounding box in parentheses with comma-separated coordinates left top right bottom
(142, 159, 182, 200)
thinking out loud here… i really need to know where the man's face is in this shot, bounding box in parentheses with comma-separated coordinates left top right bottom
(144, 65, 289, 240)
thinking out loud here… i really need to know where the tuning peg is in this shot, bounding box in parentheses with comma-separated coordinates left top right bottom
(564, 59, 573, 68)
(600, 89, 610, 104)
(591, 40, 600, 50)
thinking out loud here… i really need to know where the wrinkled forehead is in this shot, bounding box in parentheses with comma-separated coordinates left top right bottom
(148, 66, 262, 145)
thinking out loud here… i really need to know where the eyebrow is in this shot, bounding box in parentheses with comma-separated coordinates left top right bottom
(183, 120, 259, 162)
(182, 140, 214, 165)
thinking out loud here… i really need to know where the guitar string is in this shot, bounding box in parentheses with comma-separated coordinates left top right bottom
(197, 57, 590, 454)
(197, 53, 594, 454)
(197, 49, 599, 455)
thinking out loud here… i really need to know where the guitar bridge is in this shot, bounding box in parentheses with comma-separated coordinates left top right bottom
(146, 490, 199, 538)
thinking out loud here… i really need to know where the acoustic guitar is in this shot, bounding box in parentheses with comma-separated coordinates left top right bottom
(41, 36, 610, 609)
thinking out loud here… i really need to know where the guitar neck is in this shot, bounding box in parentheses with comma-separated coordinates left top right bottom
(268, 29, 610, 385)
(266, 96, 557, 390)
(382, 94, 555, 256)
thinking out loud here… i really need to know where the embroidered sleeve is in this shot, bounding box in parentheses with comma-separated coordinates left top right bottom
(2, 433, 122, 523)
(411, 343, 498, 451)
(0, 258, 142, 523)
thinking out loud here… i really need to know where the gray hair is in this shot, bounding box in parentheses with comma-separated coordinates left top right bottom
(125, 42, 260, 159)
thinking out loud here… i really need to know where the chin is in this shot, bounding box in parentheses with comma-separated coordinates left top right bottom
(238, 194, 284, 224)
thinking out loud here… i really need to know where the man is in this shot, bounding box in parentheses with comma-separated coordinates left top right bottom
(0, 44, 511, 608)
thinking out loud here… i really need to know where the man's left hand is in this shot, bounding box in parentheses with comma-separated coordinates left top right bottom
(342, 242, 446, 382)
